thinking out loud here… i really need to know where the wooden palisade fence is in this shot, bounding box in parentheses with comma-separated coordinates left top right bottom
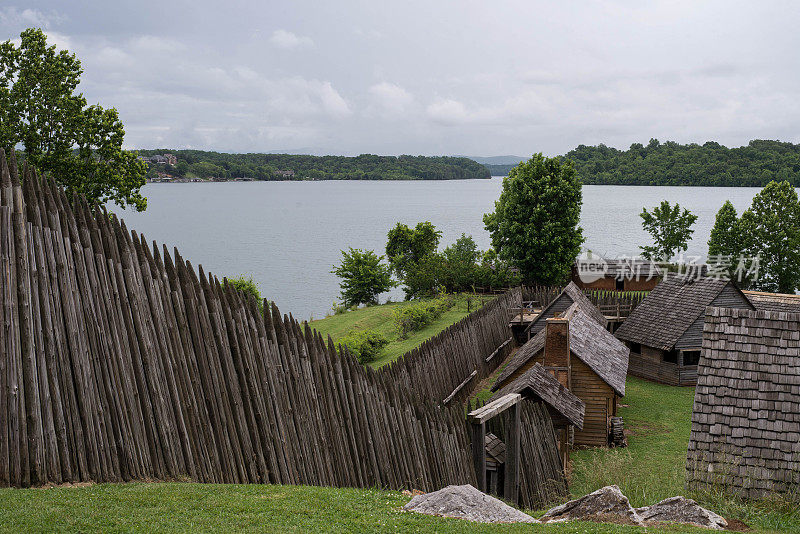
(0, 152, 565, 508)
(385, 288, 522, 406)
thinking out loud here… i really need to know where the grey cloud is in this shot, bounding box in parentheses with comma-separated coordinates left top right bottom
(3, 1, 800, 154)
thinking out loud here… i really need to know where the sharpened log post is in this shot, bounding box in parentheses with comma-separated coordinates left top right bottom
(504, 401, 520, 505)
(471, 420, 486, 492)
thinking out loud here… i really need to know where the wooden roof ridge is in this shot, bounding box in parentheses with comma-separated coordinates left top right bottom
(490, 363, 585, 429)
(494, 304, 628, 397)
(567, 308, 629, 396)
(563, 282, 608, 326)
(614, 274, 748, 351)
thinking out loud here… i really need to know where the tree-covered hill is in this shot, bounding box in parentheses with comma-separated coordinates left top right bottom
(136, 150, 490, 181)
(565, 139, 800, 187)
(483, 140, 800, 186)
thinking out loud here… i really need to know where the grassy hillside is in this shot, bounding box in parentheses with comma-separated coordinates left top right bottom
(309, 295, 494, 368)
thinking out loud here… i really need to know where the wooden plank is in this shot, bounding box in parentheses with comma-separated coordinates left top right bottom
(468, 393, 522, 424)
(442, 369, 477, 406)
(471, 421, 486, 492)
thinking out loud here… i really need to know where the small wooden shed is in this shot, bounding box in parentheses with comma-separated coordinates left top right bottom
(493, 304, 629, 447)
(491, 362, 585, 468)
(615, 274, 754, 386)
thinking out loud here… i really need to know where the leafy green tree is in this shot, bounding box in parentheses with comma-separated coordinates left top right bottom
(707, 200, 745, 281)
(483, 153, 583, 285)
(639, 201, 698, 262)
(1, 28, 147, 210)
(440, 234, 481, 292)
(739, 181, 800, 293)
(401, 253, 445, 299)
(331, 248, 396, 308)
(385, 221, 441, 277)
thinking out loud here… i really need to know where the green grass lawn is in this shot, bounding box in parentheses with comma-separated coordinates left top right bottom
(0, 482, 730, 533)
(309, 294, 495, 368)
(1, 376, 797, 532)
(568, 377, 800, 533)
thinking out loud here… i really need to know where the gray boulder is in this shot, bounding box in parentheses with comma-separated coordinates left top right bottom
(539, 485, 643, 525)
(403, 484, 536, 523)
(636, 496, 728, 530)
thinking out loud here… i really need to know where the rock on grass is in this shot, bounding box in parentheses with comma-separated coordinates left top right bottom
(402, 484, 536, 523)
(636, 496, 728, 530)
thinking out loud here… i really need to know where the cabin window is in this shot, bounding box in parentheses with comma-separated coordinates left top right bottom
(683, 350, 701, 366)
(663, 350, 679, 364)
(615, 277, 625, 290)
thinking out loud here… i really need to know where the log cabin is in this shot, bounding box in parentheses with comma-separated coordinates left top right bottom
(493, 304, 629, 447)
(572, 258, 663, 291)
(614, 274, 754, 386)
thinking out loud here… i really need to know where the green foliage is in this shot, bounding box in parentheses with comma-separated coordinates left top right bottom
(441, 234, 481, 290)
(638, 200, 698, 262)
(135, 149, 490, 181)
(226, 275, 265, 312)
(484, 153, 583, 285)
(565, 139, 800, 187)
(392, 295, 456, 339)
(0, 29, 146, 210)
(331, 248, 396, 308)
(338, 330, 389, 364)
(397, 233, 519, 298)
(739, 181, 800, 293)
(707, 201, 745, 282)
(385, 221, 441, 277)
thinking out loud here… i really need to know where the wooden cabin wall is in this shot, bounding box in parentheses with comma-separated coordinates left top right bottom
(675, 284, 753, 351)
(570, 359, 614, 447)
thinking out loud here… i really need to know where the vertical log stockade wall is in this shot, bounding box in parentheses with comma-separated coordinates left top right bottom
(0, 152, 566, 508)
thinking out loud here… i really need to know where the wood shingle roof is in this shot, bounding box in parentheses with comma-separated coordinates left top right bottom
(490, 363, 585, 429)
(615, 274, 750, 351)
(686, 306, 800, 499)
(743, 290, 800, 315)
(524, 282, 607, 337)
(495, 304, 629, 397)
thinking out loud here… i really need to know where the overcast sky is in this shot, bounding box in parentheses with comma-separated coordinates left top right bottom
(3, 1, 799, 156)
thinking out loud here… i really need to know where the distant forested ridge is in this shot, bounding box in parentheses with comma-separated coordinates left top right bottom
(136, 150, 490, 181)
(567, 139, 800, 186)
(482, 140, 800, 186)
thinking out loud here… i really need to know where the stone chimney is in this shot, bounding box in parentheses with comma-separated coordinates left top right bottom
(543, 317, 571, 389)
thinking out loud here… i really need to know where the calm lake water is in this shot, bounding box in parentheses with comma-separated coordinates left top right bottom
(110, 179, 764, 320)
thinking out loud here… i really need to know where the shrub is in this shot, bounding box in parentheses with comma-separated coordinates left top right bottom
(392, 295, 456, 339)
(227, 275, 265, 312)
(340, 330, 389, 364)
